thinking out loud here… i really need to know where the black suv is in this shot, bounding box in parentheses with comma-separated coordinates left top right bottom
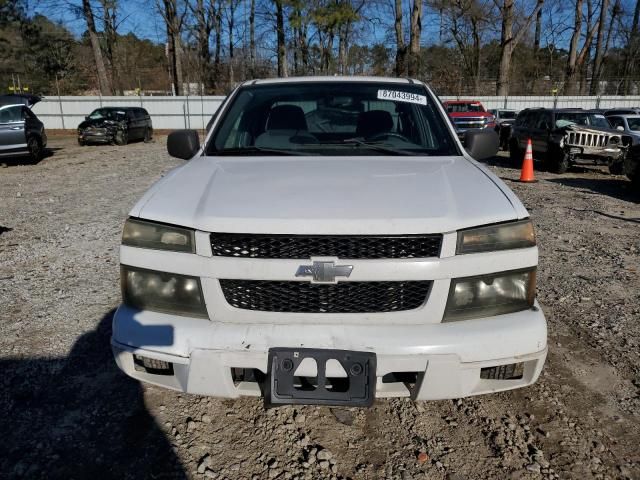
(509, 108, 628, 174)
(78, 107, 153, 145)
(0, 94, 47, 162)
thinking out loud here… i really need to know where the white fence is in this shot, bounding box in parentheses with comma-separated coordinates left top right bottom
(32, 96, 226, 130)
(439, 95, 640, 110)
(32, 94, 640, 130)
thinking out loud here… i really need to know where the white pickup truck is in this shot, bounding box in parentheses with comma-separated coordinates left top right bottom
(112, 76, 547, 407)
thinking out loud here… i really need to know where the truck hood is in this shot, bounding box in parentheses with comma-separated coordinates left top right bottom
(132, 156, 524, 234)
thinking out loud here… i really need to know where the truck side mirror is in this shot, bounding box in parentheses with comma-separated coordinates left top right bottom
(616, 125, 624, 132)
(464, 129, 499, 161)
(167, 129, 200, 160)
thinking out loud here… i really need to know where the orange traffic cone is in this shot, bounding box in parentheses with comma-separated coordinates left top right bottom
(519, 138, 536, 183)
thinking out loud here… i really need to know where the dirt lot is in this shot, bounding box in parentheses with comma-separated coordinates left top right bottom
(1, 136, 639, 480)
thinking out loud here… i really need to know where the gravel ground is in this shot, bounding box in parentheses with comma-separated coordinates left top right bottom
(1, 136, 639, 480)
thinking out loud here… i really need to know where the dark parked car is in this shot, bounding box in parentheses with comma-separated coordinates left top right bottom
(509, 108, 629, 174)
(0, 94, 47, 162)
(78, 107, 152, 145)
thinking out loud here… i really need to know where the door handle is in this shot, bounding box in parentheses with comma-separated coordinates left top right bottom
(11, 126, 23, 130)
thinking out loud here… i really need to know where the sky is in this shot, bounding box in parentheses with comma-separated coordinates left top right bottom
(29, 0, 637, 54)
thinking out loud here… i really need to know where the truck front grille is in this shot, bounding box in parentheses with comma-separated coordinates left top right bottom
(210, 233, 442, 259)
(219, 280, 432, 313)
(453, 117, 486, 129)
(565, 131, 614, 147)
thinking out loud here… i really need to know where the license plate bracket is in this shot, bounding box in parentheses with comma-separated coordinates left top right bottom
(265, 348, 376, 407)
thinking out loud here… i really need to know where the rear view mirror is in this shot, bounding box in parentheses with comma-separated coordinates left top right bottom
(464, 129, 499, 161)
(167, 129, 200, 160)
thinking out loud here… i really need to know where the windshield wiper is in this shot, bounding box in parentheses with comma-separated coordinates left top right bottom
(338, 139, 416, 156)
(214, 146, 309, 156)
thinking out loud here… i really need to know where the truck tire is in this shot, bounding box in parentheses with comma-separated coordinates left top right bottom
(550, 150, 570, 174)
(114, 130, 128, 146)
(608, 158, 624, 175)
(509, 139, 522, 166)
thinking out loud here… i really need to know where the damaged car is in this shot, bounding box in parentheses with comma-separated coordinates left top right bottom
(0, 93, 47, 162)
(510, 108, 629, 174)
(77, 107, 152, 146)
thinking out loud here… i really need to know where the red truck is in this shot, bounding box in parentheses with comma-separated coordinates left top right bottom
(443, 100, 496, 139)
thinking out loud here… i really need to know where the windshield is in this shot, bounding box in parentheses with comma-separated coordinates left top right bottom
(555, 112, 611, 129)
(499, 110, 516, 119)
(88, 108, 126, 121)
(207, 82, 458, 156)
(446, 103, 484, 113)
(627, 117, 640, 131)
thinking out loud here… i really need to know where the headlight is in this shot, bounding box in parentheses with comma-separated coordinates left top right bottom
(121, 266, 207, 318)
(122, 218, 195, 253)
(443, 268, 536, 322)
(457, 219, 535, 254)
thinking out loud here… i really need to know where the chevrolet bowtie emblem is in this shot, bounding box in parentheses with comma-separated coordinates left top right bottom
(295, 261, 354, 283)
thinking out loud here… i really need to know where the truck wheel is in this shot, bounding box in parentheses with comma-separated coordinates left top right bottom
(509, 139, 522, 166)
(608, 159, 624, 175)
(78, 138, 85, 146)
(143, 128, 152, 143)
(27, 136, 42, 162)
(114, 130, 128, 146)
(550, 150, 570, 174)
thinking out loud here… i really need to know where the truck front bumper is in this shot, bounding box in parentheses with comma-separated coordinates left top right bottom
(111, 302, 547, 402)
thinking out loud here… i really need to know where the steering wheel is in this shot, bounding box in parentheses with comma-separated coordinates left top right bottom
(367, 132, 411, 142)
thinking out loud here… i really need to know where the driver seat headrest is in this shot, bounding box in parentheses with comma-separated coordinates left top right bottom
(266, 105, 308, 131)
(356, 110, 394, 138)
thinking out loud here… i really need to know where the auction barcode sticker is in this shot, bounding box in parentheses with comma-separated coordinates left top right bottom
(377, 89, 427, 105)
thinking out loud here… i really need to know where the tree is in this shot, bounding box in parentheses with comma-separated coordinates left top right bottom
(394, 0, 407, 76)
(99, 0, 121, 94)
(190, 0, 215, 92)
(408, 0, 423, 77)
(590, 0, 609, 94)
(564, 0, 599, 94)
(158, 0, 186, 95)
(621, 0, 640, 94)
(274, 0, 288, 76)
(82, 0, 112, 94)
(495, 0, 544, 95)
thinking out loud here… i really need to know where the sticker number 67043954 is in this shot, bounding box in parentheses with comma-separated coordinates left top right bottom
(377, 89, 427, 105)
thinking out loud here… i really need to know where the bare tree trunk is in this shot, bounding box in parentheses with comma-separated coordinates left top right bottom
(214, 0, 222, 91)
(596, 0, 621, 91)
(407, 0, 422, 77)
(590, 0, 609, 94)
(472, 18, 481, 95)
(82, 0, 112, 94)
(394, 0, 407, 76)
(249, 0, 255, 68)
(565, 0, 583, 94)
(496, 0, 544, 96)
(338, 21, 355, 75)
(274, 0, 288, 77)
(534, 8, 541, 51)
(228, 0, 236, 86)
(496, 0, 515, 96)
(100, 0, 121, 94)
(161, 0, 184, 95)
(300, 18, 308, 74)
(192, 0, 213, 92)
(622, 0, 640, 94)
